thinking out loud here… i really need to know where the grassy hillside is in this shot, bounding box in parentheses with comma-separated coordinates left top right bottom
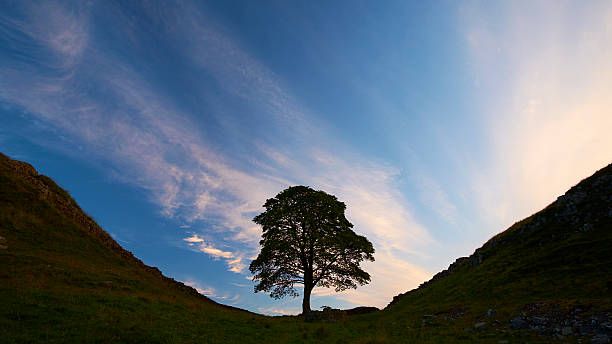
(377, 163, 612, 342)
(1, 151, 611, 343)
(0, 153, 326, 343)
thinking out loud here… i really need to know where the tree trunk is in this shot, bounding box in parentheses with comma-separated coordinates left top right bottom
(302, 285, 312, 315)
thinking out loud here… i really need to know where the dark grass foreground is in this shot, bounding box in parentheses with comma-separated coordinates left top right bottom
(1, 152, 610, 343)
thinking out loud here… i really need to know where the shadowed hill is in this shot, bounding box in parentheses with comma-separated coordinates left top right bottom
(379, 163, 612, 341)
(0, 152, 382, 344)
(0, 152, 231, 306)
(2, 151, 611, 343)
(0, 153, 285, 343)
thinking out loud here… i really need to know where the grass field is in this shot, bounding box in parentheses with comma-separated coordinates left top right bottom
(1, 153, 610, 343)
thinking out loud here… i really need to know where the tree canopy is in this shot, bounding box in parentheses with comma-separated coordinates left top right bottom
(249, 186, 375, 314)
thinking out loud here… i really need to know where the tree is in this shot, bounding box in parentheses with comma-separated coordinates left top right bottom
(249, 186, 375, 315)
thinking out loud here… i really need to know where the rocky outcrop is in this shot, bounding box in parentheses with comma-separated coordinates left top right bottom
(0, 235, 7, 250)
(508, 303, 612, 341)
(2, 155, 141, 264)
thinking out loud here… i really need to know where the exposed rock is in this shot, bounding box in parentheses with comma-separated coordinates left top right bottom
(474, 322, 487, 330)
(592, 334, 610, 344)
(531, 316, 548, 325)
(510, 317, 528, 329)
(486, 308, 496, 317)
(507, 304, 612, 340)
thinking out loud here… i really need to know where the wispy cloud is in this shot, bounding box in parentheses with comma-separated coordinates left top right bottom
(183, 279, 217, 297)
(461, 1, 612, 230)
(257, 306, 302, 316)
(0, 1, 435, 310)
(413, 171, 458, 225)
(1, 1, 273, 266)
(182, 279, 242, 305)
(184, 235, 245, 273)
(174, 2, 311, 132)
(0, 1, 90, 69)
(252, 145, 434, 307)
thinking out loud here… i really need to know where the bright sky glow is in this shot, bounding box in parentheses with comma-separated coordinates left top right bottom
(1, 1, 611, 315)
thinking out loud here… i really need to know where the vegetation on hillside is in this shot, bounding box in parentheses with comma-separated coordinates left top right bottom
(1, 152, 610, 343)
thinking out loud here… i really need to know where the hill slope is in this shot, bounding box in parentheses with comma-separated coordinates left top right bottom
(377, 163, 612, 341)
(2, 151, 611, 343)
(0, 153, 299, 343)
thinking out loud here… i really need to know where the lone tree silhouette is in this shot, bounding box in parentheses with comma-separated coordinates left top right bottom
(249, 186, 375, 315)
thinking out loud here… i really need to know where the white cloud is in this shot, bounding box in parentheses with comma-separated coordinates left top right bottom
(413, 172, 458, 225)
(258, 306, 302, 316)
(462, 1, 612, 231)
(0, 2, 90, 68)
(226, 258, 245, 273)
(252, 145, 434, 308)
(184, 235, 245, 273)
(182, 279, 241, 304)
(182, 279, 216, 297)
(1, 1, 436, 310)
(200, 246, 233, 260)
(175, 3, 311, 131)
(230, 282, 249, 288)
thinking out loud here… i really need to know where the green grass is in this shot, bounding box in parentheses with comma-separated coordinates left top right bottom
(1, 153, 610, 343)
(0, 154, 386, 343)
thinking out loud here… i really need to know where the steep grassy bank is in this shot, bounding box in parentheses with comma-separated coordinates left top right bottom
(375, 163, 612, 342)
(0, 153, 289, 343)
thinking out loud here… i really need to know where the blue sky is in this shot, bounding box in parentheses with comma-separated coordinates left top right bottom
(1, 0, 611, 315)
